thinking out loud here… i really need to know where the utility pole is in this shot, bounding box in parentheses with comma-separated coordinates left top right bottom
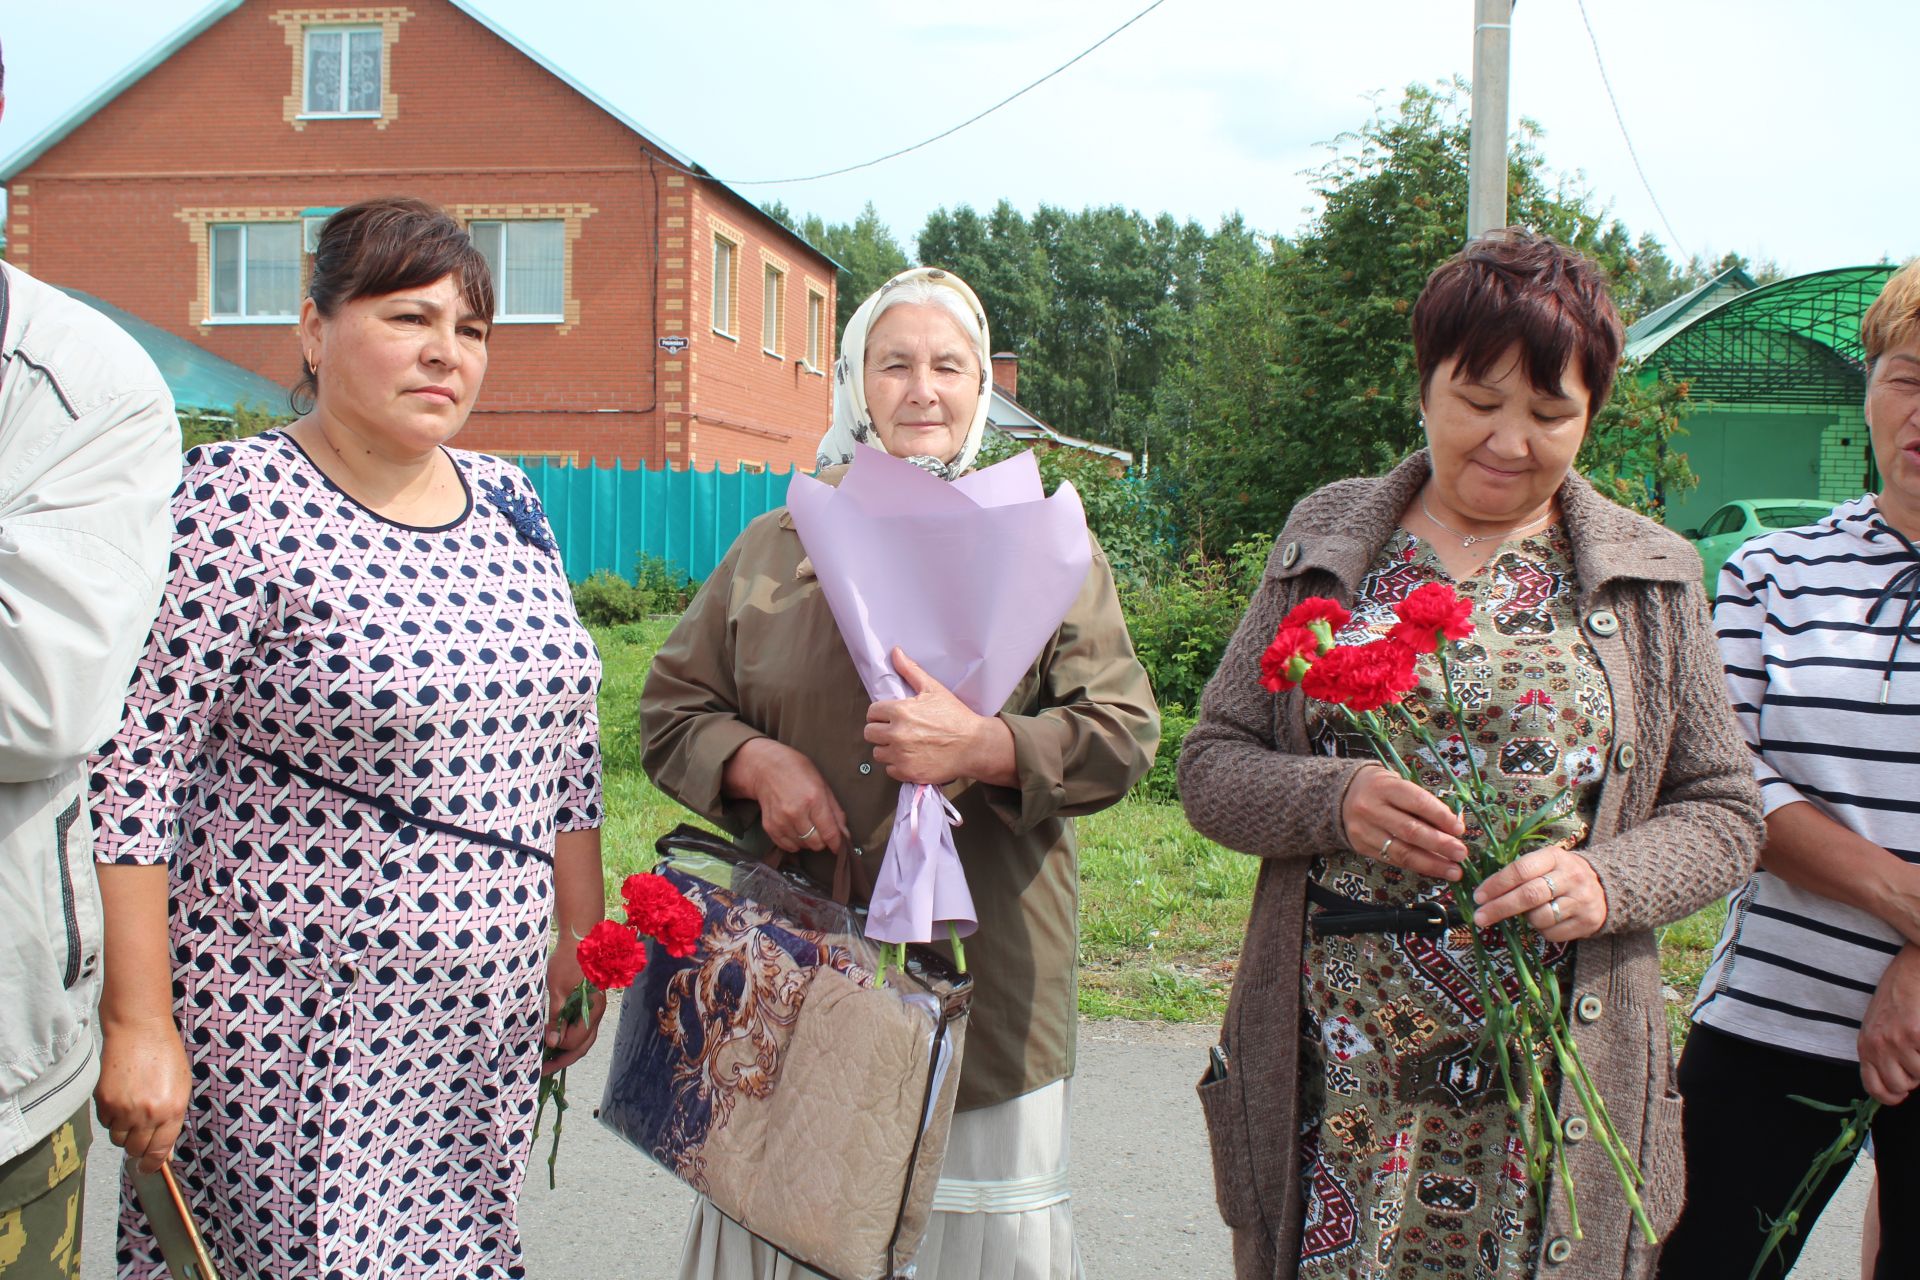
(1467, 0, 1515, 240)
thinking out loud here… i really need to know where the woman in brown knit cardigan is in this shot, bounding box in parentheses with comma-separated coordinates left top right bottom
(1179, 230, 1763, 1280)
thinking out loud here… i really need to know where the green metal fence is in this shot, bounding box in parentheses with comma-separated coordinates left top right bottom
(517, 459, 807, 584)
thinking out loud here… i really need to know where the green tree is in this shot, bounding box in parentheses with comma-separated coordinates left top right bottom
(918, 202, 1261, 455)
(1145, 82, 1708, 557)
(178, 400, 292, 451)
(759, 201, 912, 333)
(804, 203, 912, 333)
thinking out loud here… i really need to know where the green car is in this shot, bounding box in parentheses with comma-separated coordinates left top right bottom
(1684, 499, 1836, 593)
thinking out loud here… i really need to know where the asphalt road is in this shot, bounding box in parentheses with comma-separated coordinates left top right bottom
(76, 1013, 1869, 1278)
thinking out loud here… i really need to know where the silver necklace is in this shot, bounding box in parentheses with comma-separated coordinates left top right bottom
(1419, 495, 1552, 548)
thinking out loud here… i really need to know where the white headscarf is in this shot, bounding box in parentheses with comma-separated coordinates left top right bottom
(815, 266, 993, 480)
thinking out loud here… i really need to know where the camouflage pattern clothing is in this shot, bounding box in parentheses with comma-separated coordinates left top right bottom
(0, 1106, 88, 1279)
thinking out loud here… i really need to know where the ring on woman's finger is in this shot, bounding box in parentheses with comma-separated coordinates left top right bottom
(1541, 872, 1558, 899)
(800, 824, 818, 841)
(1547, 898, 1564, 925)
(1379, 836, 1395, 859)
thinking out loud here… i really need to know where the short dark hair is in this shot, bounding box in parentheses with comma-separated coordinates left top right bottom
(1411, 227, 1624, 420)
(294, 196, 494, 413)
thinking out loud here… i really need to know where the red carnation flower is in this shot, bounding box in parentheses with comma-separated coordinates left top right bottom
(1260, 624, 1318, 693)
(1388, 582, 1475, 655)
(1281, 597, 1353, 655)
(1301, 637, 1418, 712)
(622, 873, 705, 959)
(575, 919, 647, 991)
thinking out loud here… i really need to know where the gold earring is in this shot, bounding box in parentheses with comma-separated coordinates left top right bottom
(306, 352, 319, 377)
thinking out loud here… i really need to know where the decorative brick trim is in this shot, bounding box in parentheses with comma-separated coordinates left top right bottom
(449, 203, 596, 334)
(803, 277, 832, 372)
(176, 205, 306, 328)
(271, 7, 415, 131)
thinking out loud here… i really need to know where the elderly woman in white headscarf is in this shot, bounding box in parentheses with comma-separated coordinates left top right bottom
(642, 266, 1159, 1280)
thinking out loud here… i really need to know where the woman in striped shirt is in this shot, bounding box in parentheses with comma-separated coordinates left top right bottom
(1659, 262, 1920, 1279)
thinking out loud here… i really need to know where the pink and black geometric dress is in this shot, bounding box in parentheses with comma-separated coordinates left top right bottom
(89, 432, 602, 1280)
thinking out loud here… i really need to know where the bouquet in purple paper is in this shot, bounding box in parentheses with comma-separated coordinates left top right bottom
(787, 445, 1093, 969)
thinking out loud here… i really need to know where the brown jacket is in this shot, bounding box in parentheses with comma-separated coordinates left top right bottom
(1179, 452, 1763, 1280)
(640, 473, 1159, 1110)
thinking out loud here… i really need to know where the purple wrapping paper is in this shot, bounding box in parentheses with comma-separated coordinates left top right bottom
(787, 446, 1093, 944)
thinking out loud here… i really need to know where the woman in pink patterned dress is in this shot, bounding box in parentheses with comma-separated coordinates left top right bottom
(88, 198, 606, 1280)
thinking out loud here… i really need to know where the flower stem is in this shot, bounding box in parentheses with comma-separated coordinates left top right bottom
(1749, 1097, 1879, 1279)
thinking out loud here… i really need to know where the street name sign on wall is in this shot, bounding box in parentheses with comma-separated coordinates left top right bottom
(658, 336, 689, 353)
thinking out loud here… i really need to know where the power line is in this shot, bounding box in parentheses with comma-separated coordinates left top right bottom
(1573, 0, 1692, 264)
(668, 0, 1173, 188)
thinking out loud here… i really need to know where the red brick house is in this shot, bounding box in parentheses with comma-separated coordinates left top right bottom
(0, 0, 836, 468)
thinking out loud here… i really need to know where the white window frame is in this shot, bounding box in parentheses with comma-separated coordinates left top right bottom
(804, 287, 828, 372)
(300, 25, 384, 120)
(468, 220, 566, 324)
(711, 233, 739, 339)
(206, 222, 302, 325)
(762, 262, 786, 357)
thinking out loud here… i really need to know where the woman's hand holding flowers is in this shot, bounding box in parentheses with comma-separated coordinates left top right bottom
(1341, 765, 1469, 881)
(1267, 583, 1657, 1242)
(1471, 844, 1609, 941)
(865, 648, 1017, 787)
(542, 940, 606, 1074)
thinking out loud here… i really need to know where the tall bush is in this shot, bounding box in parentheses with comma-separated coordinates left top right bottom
(1120, 537, 1269, 725)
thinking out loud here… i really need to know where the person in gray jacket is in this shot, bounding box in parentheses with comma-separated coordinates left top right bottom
(0, 45, 182, 1276)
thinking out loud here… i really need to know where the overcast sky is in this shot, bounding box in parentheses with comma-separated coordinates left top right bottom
(3, 0, 1913, 276)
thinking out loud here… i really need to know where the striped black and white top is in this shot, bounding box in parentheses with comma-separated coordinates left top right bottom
(1693, 494, 1920, 1062)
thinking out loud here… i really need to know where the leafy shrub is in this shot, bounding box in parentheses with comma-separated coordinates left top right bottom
(634, 553, 701, 612)
(1120, 537, 1269, 717)
(179, 400, 291, 452)
(975, 430, 1159, 588)
(571, 571, 652, 627)
(1133, 702, 1196, 803)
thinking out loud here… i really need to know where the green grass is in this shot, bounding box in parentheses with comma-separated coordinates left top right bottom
(585, 625, 1729, 1036)
(1659, 898, 1729, 1051)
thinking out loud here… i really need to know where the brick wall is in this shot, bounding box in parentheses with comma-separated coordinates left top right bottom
(1818, 410, 1875, 505)
(5, 0, 833, 468)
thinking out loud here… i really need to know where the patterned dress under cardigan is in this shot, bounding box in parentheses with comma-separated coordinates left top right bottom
(1297, 527, 1613, 1280)
(88, 434, 603, 1280)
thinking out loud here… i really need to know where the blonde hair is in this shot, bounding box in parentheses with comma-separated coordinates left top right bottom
(1862, 259, 1920, 369)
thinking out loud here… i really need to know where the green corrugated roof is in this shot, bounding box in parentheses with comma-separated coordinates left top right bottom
(1634, 265, 1898, 408)
(58, 287, 288, 413)
(1622, 266, 1755, 362)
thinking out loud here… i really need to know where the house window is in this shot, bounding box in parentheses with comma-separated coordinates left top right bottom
(762, 263, 786, 356)
(805, 288, 828, 370)
(209, 222, 302, 321)
(304, 27, 383, 117)
(712, 234, 738, 337)
(469, 220, 565, 321)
